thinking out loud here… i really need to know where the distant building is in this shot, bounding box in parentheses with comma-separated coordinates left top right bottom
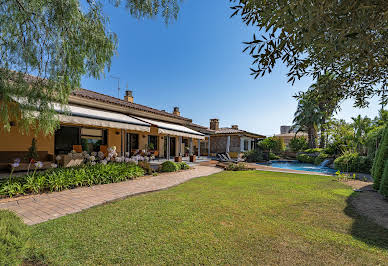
(275, 126, 308, 148)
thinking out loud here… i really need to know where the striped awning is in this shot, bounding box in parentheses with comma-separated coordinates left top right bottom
(55, 104, 151, 132)
(133, 116, 205, 140)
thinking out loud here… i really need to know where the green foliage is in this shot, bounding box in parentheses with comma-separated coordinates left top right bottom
(0, 210, 30, 265)
(372, 125, 388, 190)
(292, 92, 321, 148)
(160, 161, 179, 172)
(304, 148, 323, 154)
(138, 161, 153, 175)
(297, 154, 315, 164)
(26, 138, 39, 161)
(324, 119, 356, 155)
(289, 137, 308, 152)
(269, 152, 280, 160)
(177, 162, 190, 170)
(366, 125, 385, 160)
(351, 115, 373, 154)
(378, 160, 388, 197)
(231, 0, 387, 107)
(334, 152, 372, 174)
(225, 162, 250, 171)
(258, 137, 284, 153)
(243, 150, 264, 162)
(0, 0, 180, 135)
(0, 163, 144, 197)
(314, 153, 330, 165)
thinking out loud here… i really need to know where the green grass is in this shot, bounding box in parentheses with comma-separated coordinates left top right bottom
(29, 171, 388, 265)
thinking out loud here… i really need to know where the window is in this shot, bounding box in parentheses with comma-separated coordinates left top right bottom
(55, 126, 107, 154)
(244, 140, 249, 151)
(148, 135, 158, 150)
(80, 128, 107, 153)
(130, 134, 139, 150)
(55, 126, 80, 154)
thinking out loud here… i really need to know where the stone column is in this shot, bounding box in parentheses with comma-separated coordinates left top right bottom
(179, 136, 182, 156)
(208, 136, 211, 156)
(189, 138, 193, 156)
(226, 136, 230, 154)
(198, 139, 201, 157)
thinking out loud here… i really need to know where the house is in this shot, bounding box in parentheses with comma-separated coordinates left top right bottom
(187, 119, 266, 159)
(274, 125, 308, 148)
(0, 88, 207, 170)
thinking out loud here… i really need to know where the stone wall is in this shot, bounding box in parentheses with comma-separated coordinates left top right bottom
(210, 135, 241, 154)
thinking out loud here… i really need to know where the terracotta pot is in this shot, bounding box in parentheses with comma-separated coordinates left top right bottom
(174, 156, 182, 162)
(190, 155, 196, 162)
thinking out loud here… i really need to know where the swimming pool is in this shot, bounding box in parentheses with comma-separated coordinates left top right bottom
(258, 160, 337, 175)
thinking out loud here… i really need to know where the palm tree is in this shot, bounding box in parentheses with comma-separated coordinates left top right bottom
(351, 115, 372, 154)
(308, 74, 342, 148)
(292, 94, 322, 149)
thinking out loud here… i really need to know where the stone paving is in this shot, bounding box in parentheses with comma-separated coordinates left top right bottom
(0, 166, 222, 225)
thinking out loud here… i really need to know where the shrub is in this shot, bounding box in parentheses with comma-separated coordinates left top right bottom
(160, 161, 179, 172)
(138, 161, 153, 175)
(289, 136, 308, 152)
(372, 125, 388, 190)
(304, 148, 323, 154)
(177, 162, 190, 170)
(297, 153, 315, 164)
(243, 150, 264, 162)
(324, 142, 343, 156)
(0, 163, 145, 197)
(0, 210, 30, 265)
(269, 152, 280, 160)
(314, 153, 330, 165)
(258, 137, 285, 153)
(226, 162, 250, 171)
(334, 152, 372, 174)
(378, 160, 388, 197)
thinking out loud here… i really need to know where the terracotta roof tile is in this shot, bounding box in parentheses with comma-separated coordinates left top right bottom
(71, 89, 192, 122)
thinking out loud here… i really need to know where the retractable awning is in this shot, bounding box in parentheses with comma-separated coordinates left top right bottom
(55, 104, 151, 132)
(133, 117, 205, 140)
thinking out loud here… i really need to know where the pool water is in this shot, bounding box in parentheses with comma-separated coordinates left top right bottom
(258, 161, 337, 175)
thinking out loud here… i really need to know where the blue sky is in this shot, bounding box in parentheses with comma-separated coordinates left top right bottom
(81, 0, 381, 136)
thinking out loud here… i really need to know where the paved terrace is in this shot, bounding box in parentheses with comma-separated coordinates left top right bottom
(0, 165, 222, 225)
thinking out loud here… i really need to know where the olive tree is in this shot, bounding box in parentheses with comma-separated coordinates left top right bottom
(231, 0, 388, 107)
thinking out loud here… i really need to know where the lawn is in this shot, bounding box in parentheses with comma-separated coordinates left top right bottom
(29, 171, 388, 265)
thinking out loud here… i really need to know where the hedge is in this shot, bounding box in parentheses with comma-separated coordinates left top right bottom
(372, 125, 388, 190)
(379, 160, 388, 197)
(0, 210, 30, 265)
(0, 163, 145, 198)
(334, 152, 372, 174)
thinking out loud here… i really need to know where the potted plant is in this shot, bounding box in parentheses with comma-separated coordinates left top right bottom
(190, 154, 196, 162)
(174, 155, 182, 162)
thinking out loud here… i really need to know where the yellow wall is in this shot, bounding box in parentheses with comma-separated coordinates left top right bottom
(0, 125, 54, 154)
(108, 128, 123, 154)
(0, 122, 202, 159)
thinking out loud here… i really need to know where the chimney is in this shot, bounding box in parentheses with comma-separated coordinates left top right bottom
(210, 119, 219, 130)
(173, 107, 180, 116)
(231, 125, 238, 130)
(124, 90, 134, 103)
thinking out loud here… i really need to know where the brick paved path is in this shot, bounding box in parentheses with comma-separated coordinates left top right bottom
(0, 166, 222, 225)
